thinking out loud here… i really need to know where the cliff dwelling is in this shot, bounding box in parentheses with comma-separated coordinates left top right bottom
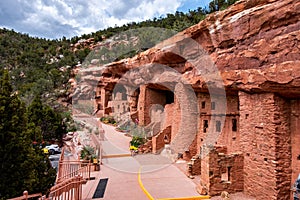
(75, 0, 300, 199)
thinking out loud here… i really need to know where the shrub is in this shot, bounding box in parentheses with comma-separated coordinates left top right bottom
(130, 136, 145, 148)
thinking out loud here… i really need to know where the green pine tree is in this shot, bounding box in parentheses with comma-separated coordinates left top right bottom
(27, 95, 65, 141)
(0, 71, 55, 199)
(0, 70, 35, 199)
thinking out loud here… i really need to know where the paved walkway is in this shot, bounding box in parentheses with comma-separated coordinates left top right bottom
(73, 113, 256, 200)
(76, 118, 200, 200)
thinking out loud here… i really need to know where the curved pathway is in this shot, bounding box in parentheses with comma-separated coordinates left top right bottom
(74, 115, 200, 200)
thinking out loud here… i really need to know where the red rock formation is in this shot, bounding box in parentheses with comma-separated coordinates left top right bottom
(72, 0, 300, 199)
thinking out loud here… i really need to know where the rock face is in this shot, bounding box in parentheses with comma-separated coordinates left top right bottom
(83, 0, 300, 95)
(73, 0, 300, 199)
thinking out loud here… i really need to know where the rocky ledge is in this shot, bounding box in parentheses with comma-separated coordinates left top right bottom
(74, 0, 300, 99)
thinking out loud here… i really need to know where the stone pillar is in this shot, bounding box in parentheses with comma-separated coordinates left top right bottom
(291, 100, 300, 187)
(239, 91, 291, 200)
(100, 88, 106, 109)
(138, 85, 148, 126)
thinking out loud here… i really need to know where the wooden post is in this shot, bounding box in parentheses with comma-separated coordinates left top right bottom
(88, 160, 91, 180)
(23, 191, 28, 200)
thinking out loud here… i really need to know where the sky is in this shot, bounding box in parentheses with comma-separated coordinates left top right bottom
(0, 0, 211, 39)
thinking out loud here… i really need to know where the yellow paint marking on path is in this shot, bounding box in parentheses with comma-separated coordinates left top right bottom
(102, 153, 131, 158)
(138, 167, 155, 200)
(157, 196, 211, 200)
(137, 167, 210, 200)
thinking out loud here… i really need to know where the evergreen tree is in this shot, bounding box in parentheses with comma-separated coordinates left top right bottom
(0, 71, 35, 199)
(27, 95, 65, 141)
(0, 71, 55, 199)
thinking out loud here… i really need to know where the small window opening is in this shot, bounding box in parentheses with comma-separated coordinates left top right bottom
(164, 135, 170, 143)
(165, 91, 174, 104)
(201, 101, 206, 109)
(232, 119, 237, 132)
(216, 120, 221, 132)
(203, 120, 208, 133)
(228, 167, 231, 181)
(297, 155, 300, 160)
(211, 102, 216, 110)
(221, 166, 231, 182)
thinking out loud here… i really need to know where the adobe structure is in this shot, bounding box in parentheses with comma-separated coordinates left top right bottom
(72, 0, 300, 199)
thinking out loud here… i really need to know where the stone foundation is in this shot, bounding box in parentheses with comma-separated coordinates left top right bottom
(199, 146, 244, 196)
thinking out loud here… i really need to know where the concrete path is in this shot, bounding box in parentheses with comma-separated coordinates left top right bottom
(76, 117, 200, 200)
(83, 158, 199, 200)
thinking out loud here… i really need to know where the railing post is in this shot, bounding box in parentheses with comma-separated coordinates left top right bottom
(23, 191, 28, 200)
(88, 160, 91, 180)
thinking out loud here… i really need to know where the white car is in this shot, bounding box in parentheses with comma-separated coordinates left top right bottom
(45, 144, 61, 155)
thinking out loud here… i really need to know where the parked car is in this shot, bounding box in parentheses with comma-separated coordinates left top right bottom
(45, 144, 61, 155)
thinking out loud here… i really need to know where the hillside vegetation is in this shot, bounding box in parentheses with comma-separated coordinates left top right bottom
(0, 0, 238, 102)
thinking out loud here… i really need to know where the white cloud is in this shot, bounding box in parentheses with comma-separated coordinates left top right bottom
(0, 0, 192, 39)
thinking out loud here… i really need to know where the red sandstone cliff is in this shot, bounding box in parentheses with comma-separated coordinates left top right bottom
(71, 1, 300, 199)
(75, 0, 300, 99)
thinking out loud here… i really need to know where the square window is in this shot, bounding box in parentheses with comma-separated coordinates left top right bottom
(201, 101, 206, 109)
(203, 120, 208, 133)
(232, 118, 237, 132)
(216, 120, 221, 132)
(211, 102, 216, 110)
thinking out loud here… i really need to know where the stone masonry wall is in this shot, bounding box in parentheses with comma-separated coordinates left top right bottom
(239, 91, 291, 200)
(197, 93, 240, 155)
(152, 126, 171, 154)
(273, 95, 291, 199)
(291, 100, 300, 188)
(207, 146, 244, 196)
(163, 97, 181, 146)
(138, 85, 167, 126)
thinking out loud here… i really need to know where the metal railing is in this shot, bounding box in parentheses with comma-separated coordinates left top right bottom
(56, 160, 91, 183)
(7, 191, 42, 200)
(48, 144, 93, 200)
(56, 147, 92, 184)
(49, 175, 87, 200)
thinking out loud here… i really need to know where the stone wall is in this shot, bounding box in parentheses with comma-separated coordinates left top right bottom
(273, 95, 292, 199)
(239, 92, 291, 199)
(152, 126, 171, 154)
(187, 156, 201, 176)
(108, 92, 129, 117)
(197, 93, 240, 155)
(138, 85, 168, 126)
(199, 146, 243, 196)
(208, 146, 244, 196)
(291, 100, 300, 187)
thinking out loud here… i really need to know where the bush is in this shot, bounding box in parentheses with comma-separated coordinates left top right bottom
(100, 116, 116, 125)
(130, 136, 146, 148)
(80, 145, 96, 161)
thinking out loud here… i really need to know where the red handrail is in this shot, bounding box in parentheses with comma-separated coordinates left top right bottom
(56, 161, 91, 183)
(7, 191, 42, 200)
(49, 175, 87, 200)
